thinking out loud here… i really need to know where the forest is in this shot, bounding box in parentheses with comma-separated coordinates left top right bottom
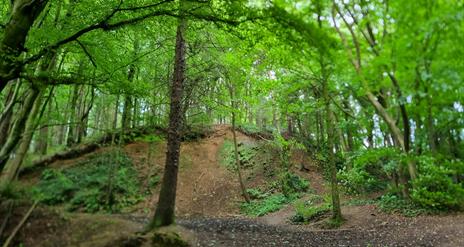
(0, 0, 463, 246)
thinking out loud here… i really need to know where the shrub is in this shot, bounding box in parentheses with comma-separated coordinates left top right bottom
(246, 188, 270, 200)
(34, 150, 142, 213)
(338, 148, 399, 194)
(378, 194, 429, 217)
(280, 172, 309, 198)
(411, 157, 464, 210)
(36, 169, 76, 204)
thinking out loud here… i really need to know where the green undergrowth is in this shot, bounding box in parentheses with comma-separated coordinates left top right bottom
(237, 124, 275, 139)
(0, 181, 33, 200)
(240, 193, 292, 216)
(219, 139, 262, 171)
(338, 148, 398, 195)
(290, 194, 332, 223)
(134, 133, 164, 143)
(219, 138, 287, 181)
(240, 173, 309, 217)
(377, 194, 435, 217)
(220, 135, 312, 217)
(33, 149, 143, 213)
(344, 195, 438, 217)
(338, 148, 464, 212)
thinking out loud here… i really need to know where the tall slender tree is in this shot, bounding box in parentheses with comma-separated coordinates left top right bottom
(149, 2, 187, 229)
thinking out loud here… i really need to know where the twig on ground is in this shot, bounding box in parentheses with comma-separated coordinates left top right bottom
(2, 200, 39, 247)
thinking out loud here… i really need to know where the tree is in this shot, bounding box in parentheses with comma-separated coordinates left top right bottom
(149, 3, 187, 229)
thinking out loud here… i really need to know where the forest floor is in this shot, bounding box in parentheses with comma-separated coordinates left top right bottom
(2, 125, 464, 246)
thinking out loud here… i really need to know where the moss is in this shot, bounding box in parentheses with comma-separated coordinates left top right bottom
(151, 231, 189, 247)
(325, 216, 345, 228)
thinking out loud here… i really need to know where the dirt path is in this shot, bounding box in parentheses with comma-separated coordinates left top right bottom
(119, 212, 463, 247)
(177, 215, 464, 247)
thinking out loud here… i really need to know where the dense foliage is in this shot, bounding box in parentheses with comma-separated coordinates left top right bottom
(34, 150, 142, 213)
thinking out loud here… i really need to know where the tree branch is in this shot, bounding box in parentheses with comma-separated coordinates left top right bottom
(76, 39, 97, 68)
(24, 0, 176, 65)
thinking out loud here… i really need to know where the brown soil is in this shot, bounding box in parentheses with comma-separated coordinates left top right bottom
(127, 125, 256, 217)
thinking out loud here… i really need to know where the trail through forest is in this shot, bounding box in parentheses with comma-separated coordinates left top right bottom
(4, 126, 463, 247)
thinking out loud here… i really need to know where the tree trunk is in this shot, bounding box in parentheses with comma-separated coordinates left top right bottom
(0, 88, 40, 170)
(318, 7, 342, 220)
(0, 89, 44, 187)
(386, 74, 412, 152)
(342, 99, 354, 152)
(121, 95, 133, 131)
(425, 87, 437, 153)
(366, 113, 374, 148)
(322, 76, 342, 222)
(232, 111, 251, 203)
(66, 85, 80, 147)
(366, 92, 417, 180)
(0, 81, 21, 147)
(132, 98, 138, 128)
(35, 88, 54, 155)
(227, 82, 250, 203)
(150, 13, 187, 229)
(287, 114, 293, 137)
(0, 0, 49, 92)
(77, 87, 94, 143)
(35, 109, 50, 155)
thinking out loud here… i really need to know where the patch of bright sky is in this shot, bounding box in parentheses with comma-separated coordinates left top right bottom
(246, 0, 272, 9)
(268, 70, 277, 80)
(454, 102, 464, 112)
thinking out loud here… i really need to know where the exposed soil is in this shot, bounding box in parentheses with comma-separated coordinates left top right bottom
(3, 125, 464, 246)
(128, 125, 255, 217)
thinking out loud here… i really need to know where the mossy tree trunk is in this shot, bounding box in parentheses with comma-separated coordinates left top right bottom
(318, 5, 342, 221)
(0, 88, 44, 188)
(0, 80, 21, 147)
(0, 0, 48, 93)
(0, 87, 40, 170)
